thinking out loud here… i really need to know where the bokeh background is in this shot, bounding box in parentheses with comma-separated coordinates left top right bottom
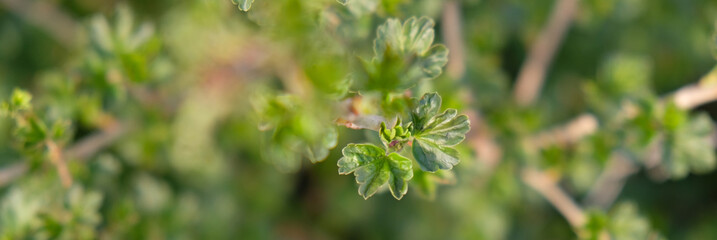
(1, 0, 717, 239)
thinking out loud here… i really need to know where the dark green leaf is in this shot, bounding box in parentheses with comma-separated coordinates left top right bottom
(338, 144, 413, 199)
(410, 93, 470, 172)
(412, 139, 460, 172)
(411, 92, 441, 130)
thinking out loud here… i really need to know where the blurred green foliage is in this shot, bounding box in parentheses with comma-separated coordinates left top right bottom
(1, 0, 717, 239)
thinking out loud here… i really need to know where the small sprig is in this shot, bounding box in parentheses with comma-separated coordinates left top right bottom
(337, 92, 470, 200)
(379, 118, 413, 152)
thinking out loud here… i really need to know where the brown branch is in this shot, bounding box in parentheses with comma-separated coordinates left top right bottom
(522, 168, 586, 229)
(466, 110, 502, 174)
(46, 140, 72, 188)
(671, 83, 717, 109)
(582, 154, 638, 209)
(0, 122, 127, 188)
(529, 113, 598, 149)
(534, 81, 717, 149)
(442, 0, 466, 80)
(66, 121, 126, 161)
(513, 0, 579, 106)
(581, 77, 717, 209)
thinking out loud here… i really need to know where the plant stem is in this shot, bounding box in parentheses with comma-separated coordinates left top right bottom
(513, 0, 579, 106)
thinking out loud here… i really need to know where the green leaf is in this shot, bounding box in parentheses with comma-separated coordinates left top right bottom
(412, 169, 455, 200)
(363, 17, 449, 91)
(412, 138, 460, 172)
(338, 144, 414, 199)
(1, 89, 32, 116)
(232, 0, 254, 11)
(415, 109, 470, 146)
(304, 127, 338, 163)
(254, 92, 339, 171)
(411, 92, 441, 130)
(580, 202, 664, 239)
(608, 202, 661, 240)
(337, 0, 350, 5)
(410, 93, 470, 172)
(662, 112, 716, 179)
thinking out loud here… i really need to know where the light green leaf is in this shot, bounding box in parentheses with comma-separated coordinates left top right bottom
(231, 0, 254, 11)
(662, 112, 716, 179)
(304, 127, 338, 163)
(1, 89, 32, 116)
(338, 144, 414, 199)
(412, 169, 455, 200)
(337, 0, 350, 5)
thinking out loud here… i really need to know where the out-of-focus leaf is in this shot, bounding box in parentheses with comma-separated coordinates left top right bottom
(580, 202, 664, 240)
(253, 92, 338, 171)
(361, 17, 448, 91)
(608, 203, 661, 240)
(338, 144, 414, 199)
(412, 169, 455, 200)
(231, 0, 254, 11)
(304, 127, 338, 163)
(662, 112, 716, 179)
(1, 89, 32, 116)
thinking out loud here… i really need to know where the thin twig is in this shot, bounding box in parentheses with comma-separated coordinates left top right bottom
(46, 140, 72, 188)
(0, 123, 127, 187)
(671, 83, 717, 109)
(582, 154, 638, 209)
(66, 121, 126, 161)
(522, 168, 586, 228)
(581, 80, 717, 209)
(534, 82, 717, 148)
(466, 110, 502, 174)
(513, 0, 579, 106)
(442, 0, 466, 80)
(522, 168, 610, 239)
(529, 113, 598, 149)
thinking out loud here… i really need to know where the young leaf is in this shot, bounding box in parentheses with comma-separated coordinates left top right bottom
(338, 144, 413, 199)
(1, 89, 33, 116)
(231, 0, 254, 11)
(410, 93, 470, 172)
